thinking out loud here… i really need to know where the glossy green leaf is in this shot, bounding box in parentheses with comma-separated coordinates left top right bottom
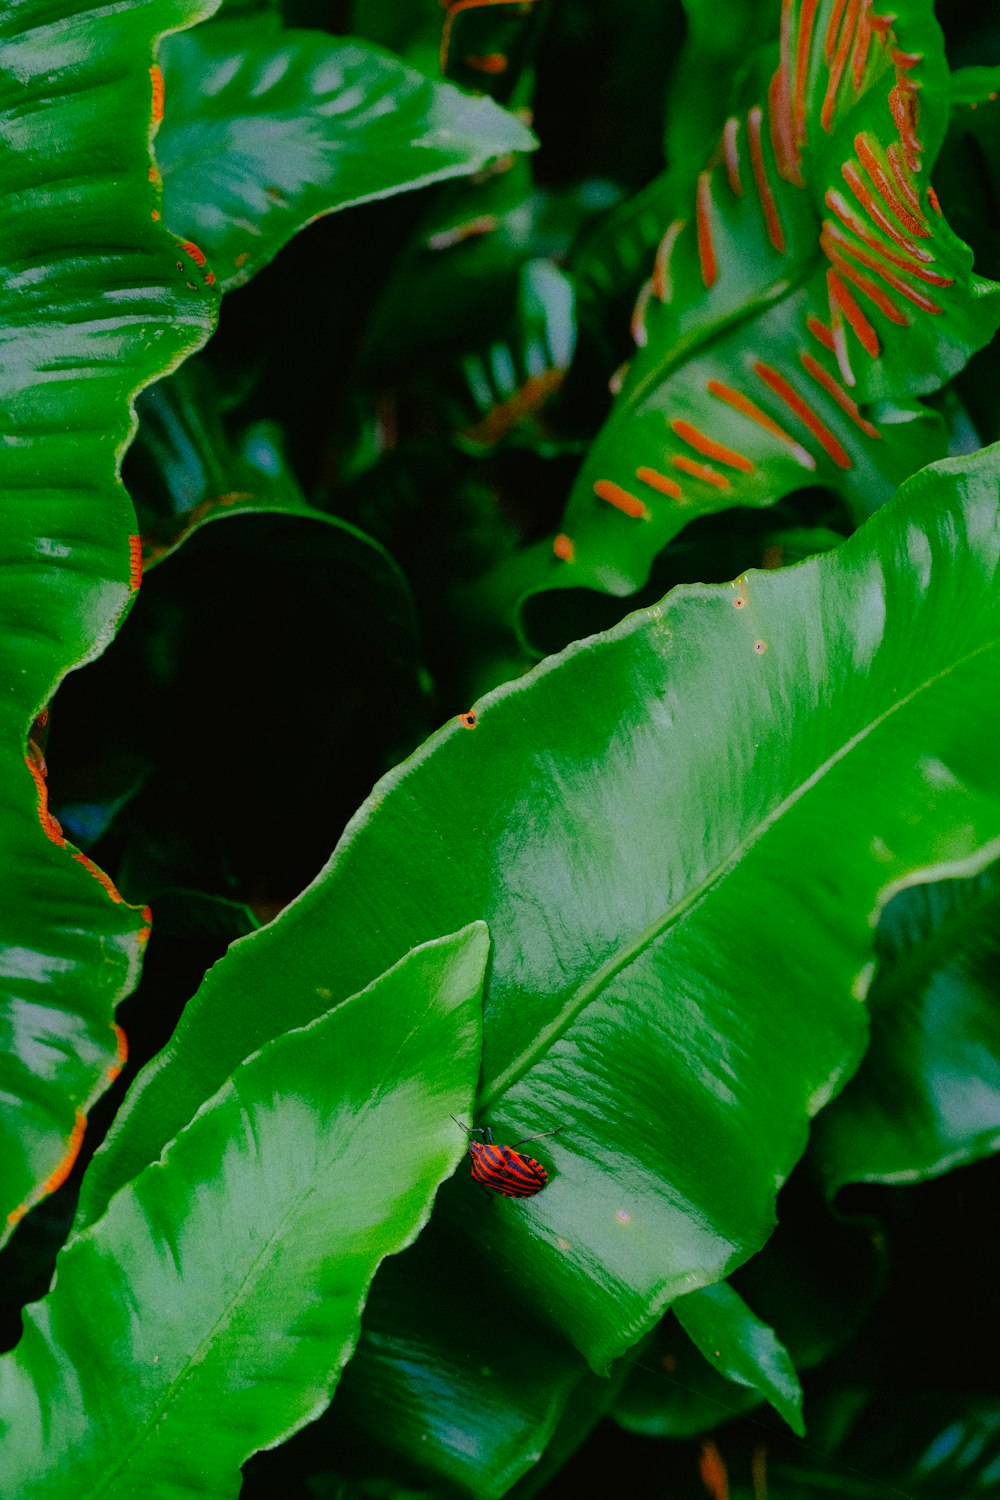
(157, 17, 538, 293)
(543, 0, 1000, 597)
(614, 1170, 885, 1441)
(74, 439, 1000, 1434)
(665, 0, 778, 183)
(0, 925, 488, 1497)
(301, 1215, 592, 1500)
(613, 1318, 763, 1441)
(0, 0, 219, 1238)
(674, 1282, 804, 1436)
(811, 863, 1000, 1191)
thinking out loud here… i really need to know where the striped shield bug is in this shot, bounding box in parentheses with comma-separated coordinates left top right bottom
(452, 1118, 563, 1199)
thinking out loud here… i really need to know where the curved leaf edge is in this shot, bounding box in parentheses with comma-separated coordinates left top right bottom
(2, 0, 223, 1243)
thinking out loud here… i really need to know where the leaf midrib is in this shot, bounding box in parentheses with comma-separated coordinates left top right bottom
(621, 243, 822, 420)
(80, 1015, 428, 1500)
(479, 634, 1000, 1111)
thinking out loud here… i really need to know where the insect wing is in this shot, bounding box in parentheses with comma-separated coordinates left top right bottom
(469, 1141, 548, 1197)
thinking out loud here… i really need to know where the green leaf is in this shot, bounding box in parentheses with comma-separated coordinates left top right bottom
(304, 1216, 592, 1500)
(157, 17, 538, 292)
(613, 1170, 885, 1441)
(0, 0, 219, 1238)
(665, 0, 779, 181)
(613, 1319, 763, 1441)
(0, 925, 488, 1497)
(543, 0, 1000, 596)
(77, 439, 1000, 1369)
(674, 1282, 804, 1436)
(811, 863, 1000, 1191)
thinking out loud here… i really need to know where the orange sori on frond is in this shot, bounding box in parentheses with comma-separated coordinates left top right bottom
(566, 0, 955, 558)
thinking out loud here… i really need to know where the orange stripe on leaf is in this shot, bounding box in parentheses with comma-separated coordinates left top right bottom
(631, 278, 653, 347)
(594, 479, 649, 519)
(748, 106, 786, 252)
(824, 189, 940, 271)
(706, 379, 816, 468)
(824, 0, 849, 61)
(841, 164, 929, 258)
(771, 0, 799, 181)
(722, 118, 742, 196)
(854, 133, 929, 236)
(653, 220, 685, 301)
(696, 172, 718, 288)
(753, 359, 853, 468)
(821, 0, 859, 132)
(827, 266, 880, 357)
(128, 533, 143, 592)
(768, 61, 799, 184)
(672, 455, 731, 489)
(72, 851, 125, 904)
(825, 239, 910, 323)
(637, 466, 683, 498)
(793, 0, 819, 149)
(800, 350, 881, 438)
(887, 140, 923, 212)
(107, 1024, 130, 1083)
(149, 65, 164, 126)
(823, 224, 944, 311)
(851, 0, 873, 90)
(671, 418, 754, 471)
(806, 313, 837, 351)
(44, 1110, 87, 1196)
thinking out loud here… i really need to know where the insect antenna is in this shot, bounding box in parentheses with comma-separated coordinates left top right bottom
(514, 1126, 565, 1146)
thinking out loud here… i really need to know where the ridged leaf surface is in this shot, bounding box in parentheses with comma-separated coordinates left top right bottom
(0, 0, 219, 1237)
(75, 446, 1000, 1486)
(0, 927, 487, 1498)
(157, 17, 538, 292)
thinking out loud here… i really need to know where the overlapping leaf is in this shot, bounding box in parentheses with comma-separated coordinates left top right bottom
(0, 0, 220, 1238)
(543, 0, 1000, 597)
(674, 1283, 804, 1435)
(157, 16, 538, 293)
(69, 447, 1000, 1490)
(0, 926, 487, 1498)
(811, 862, 1000, 1191)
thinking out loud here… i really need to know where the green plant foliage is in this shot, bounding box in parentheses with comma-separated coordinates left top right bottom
(613, 1171, 885, 1442)
(157, 16, 538, 293)
(0, 926, 488, 1497)
(542, 0, 1000, 597)
(674, 1282, 804, 1435)
(811, 862, 1000, 1190)
(7, 0, 1000, 1492)
(66, 445, 1000, 1489)
(0, 0, 220, 1240)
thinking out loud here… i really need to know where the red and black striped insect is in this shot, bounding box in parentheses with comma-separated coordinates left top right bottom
(453, 1119, 563, 1199)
